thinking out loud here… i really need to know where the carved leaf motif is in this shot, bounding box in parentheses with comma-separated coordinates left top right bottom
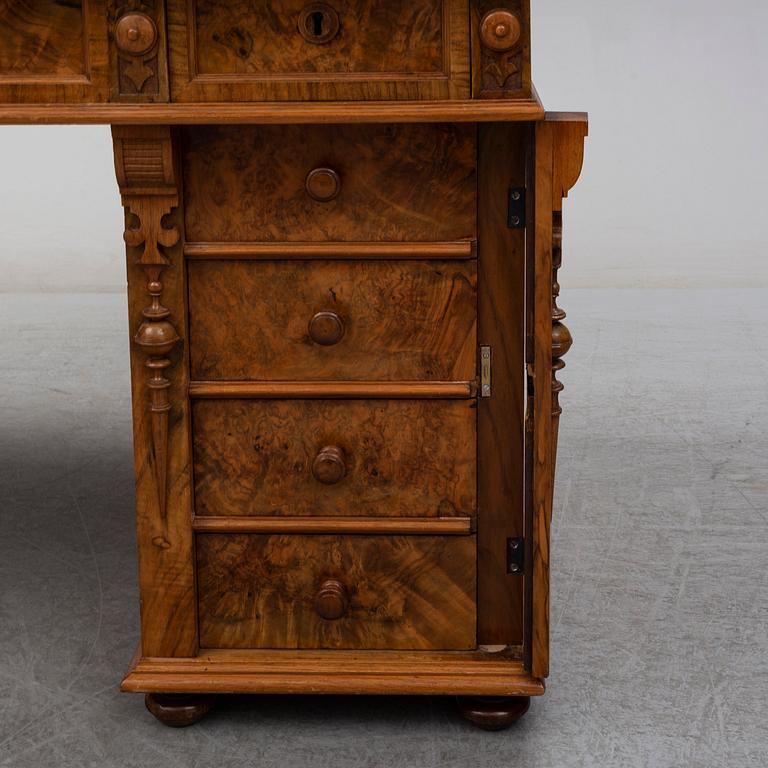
(122, 57, 153, 91)
(484, 55, 519, 88)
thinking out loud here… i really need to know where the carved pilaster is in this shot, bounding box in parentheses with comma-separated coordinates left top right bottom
(113, 126, 196, 657)
(115, 126, 180, 524)
(108, 1, 170, 101)
(472, 0, 531, 99)
(550, 212, 572, 470)
(132, 265, 179, 522)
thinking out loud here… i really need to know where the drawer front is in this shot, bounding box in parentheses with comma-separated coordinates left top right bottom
(0, 1, 109, 104)
(193, 399, 476, 518)
(168, 0, 470, 101)
(182, 124, 477, 242)
(197, 534, 477, 650)
(188, 260, 477, 381)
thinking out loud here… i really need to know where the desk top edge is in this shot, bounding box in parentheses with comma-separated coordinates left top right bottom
(0, 98, 547, 126)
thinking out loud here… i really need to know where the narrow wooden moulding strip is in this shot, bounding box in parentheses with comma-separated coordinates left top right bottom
(121, 649, 545, 696)
(192, 516, 475, 535)
(184, 241, 476, 260)
(189, 381, 476, 399)
(0, 99, 545, 126)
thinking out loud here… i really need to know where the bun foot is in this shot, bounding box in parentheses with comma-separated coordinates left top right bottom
(145, 693, 216, 727)
(456, 696, 531, 731)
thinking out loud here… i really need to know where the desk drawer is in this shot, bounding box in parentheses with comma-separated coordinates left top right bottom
(167, 0, 470, 101)
(196, 533, 476, 650)
(188, 259, 477, 381)
(192, 399, 476, 518)
(182, 124, 476, 242)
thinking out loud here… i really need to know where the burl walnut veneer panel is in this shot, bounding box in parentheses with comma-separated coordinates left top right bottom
(0, 0, 109, 103)
(181, 124, 477, 242)
(0, 1, 86, 76)
(192, 399, 476, 518)
(168, 0, 470, 101)
(188, 259, 477, 381)
(197, 533, 477, 650)
(195, 0, 443, 75)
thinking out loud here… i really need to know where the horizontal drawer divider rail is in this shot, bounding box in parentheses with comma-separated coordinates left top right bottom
(192, 516, 475, 535)
(184, 241, 476, 260)
(189, 381, 476, 399)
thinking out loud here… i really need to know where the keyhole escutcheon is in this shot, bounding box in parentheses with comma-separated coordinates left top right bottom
(298, 2, 340, 44)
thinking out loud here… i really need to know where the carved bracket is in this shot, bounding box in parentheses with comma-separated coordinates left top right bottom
(124, 197, 180, 265)
(547, 115, 587, 475)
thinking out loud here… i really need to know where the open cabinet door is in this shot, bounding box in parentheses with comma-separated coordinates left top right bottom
(530, 113, 587, 679)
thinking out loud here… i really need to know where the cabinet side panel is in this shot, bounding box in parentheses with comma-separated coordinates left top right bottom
(477, 123, 527, 644)
(530, 121, 554, 678)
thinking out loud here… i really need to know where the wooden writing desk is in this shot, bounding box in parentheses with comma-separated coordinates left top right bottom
(0, 0, 585, 730)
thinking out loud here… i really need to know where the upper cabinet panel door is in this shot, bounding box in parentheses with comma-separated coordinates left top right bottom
(167, 0, 470, 101)
(0, 0, 109, 103)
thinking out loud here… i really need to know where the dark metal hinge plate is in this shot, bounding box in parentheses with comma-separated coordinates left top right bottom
(507, 537, 525, 575)
(508, 187, 526, 229)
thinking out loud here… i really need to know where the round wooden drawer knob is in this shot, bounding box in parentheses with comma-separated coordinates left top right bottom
(480, 9, 521, 52)
(306, 167, 341, 202)
(115, 12, 158, 56)
(309, 310, 345, 346)
(312, 445, 347, 485)
(315, 579, 348, 620)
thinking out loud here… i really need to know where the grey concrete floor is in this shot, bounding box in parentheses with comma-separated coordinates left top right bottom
(0, 289, 766, 767)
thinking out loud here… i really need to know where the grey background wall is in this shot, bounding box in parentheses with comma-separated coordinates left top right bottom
(0, 0, 766, 291)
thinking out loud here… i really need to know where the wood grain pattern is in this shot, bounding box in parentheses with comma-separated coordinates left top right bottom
(122, 648, 544, 696)
(477, 122, 527, 645)
(167, 0, 470, 101)
(194, 0, 443, 75)
(196, 534, 477, 650)
(184, 241, 474, 259)
(181, 124, 477, 242)
(0, 0, 86, 76)
(192, 399, 476, 518)
(0, 0, 110, 103)
(189, 381, 474, 399)
(114, 125, 197, 658)
(192, 516, 474, 534)
(187, 259, 477, 381)
(530, 119, 555, 680)
(0, 99, 546, 124)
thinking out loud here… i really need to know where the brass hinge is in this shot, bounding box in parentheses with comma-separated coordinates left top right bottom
(507, 537, 525, 575)
(508, 187, 526, 229)
(480, 346, 492, 397)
